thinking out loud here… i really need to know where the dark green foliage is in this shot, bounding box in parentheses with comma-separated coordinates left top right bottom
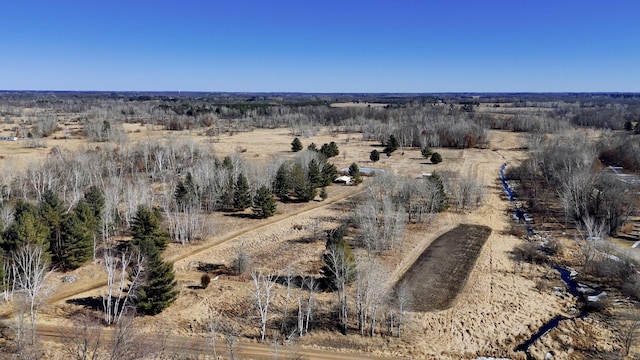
(222, 155, 233, 170)
(383, 135, 399, 155)
(369, 149, 380, 163)
(421, 146, 433, 159)
(430, 152, 443, 164)
(291, 137, 303, 152)
(321, 227, 356, 288)
(319, 142, 340, 158)
(131, 205, 169, 251)
(349, 163, 362, 185)
(84, 185, 104, 224)
(307, 159, 322, 188)
(624, 121, 634, 131)
(307, 142, 317, 151)
(292, 163, 316, 202)
(428, 172, 449, 212)
(56, 207, 93, 270)
(39, 190, 64, 254)
(273, 163, 292, 201)
(135, 238, 178, 316)
(233, 173, 252, 210)
(175, 172, 199, 209)
(2, 200, 49, 253)
(252, 185, 277, 218)
(321, 162, 337, 187)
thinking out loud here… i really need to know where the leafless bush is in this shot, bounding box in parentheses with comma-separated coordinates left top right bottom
(232, 247, 252, 275)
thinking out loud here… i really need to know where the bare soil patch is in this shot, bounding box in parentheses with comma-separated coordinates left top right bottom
(398, 224, 492, 312)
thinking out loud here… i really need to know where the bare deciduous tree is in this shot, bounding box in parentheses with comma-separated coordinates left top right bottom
(11, 243, 53, 344)
(102, 247, 144, 325)
(251, 270, 276, 341)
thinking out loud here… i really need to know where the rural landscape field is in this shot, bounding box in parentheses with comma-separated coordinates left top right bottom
(0, 92, 638, 359)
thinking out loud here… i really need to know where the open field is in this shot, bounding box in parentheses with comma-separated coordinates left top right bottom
(0, 96, 637, 360)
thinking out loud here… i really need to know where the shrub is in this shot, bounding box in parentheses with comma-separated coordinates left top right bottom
(201, 274, 211, 289)
(430, 152, 443, 164)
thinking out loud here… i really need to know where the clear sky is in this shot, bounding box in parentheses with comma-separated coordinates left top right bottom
(0, 0, 638, 92)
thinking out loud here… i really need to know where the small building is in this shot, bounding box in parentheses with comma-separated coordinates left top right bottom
(334, 175, 352, 185)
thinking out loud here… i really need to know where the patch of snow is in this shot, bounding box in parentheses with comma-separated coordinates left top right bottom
(569, 270, 578, 278)
(633, 241, 640, 249)
(588, 292, 607, 302)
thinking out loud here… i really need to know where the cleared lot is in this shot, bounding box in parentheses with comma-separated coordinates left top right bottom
(397, 224, 492, 311)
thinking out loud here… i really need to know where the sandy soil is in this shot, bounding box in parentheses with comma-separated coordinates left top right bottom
(0, 126, 613, 359)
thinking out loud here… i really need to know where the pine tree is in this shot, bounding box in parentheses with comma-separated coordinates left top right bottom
(291, 137, 303, 152)
(307, 159, 322, 188)
(131, 205, 169, 251)
(349, 163, 362, 185)
(321, 227, 356, 287)
(421, 146, 433, 159)
(135, 238, 178, 316)
(252, 185, 277, 218)
(274, 163, 292, 201)
(39, 190, 64, 255)
(428, 172, 449, 212)
(321, 162, 337, 187)
(84, 185, 104, 223)
(383, 135, 399, 156)
(430, 152, 443, 164)
(320, 142, 339, 158)
(175, 172, 198, 210)
(292, 163, 316, 202)
(370, 150, 380, 163)
(233, 173, 252, 210)
(2, 200, 49, 253)
(57, 209, 93, 270)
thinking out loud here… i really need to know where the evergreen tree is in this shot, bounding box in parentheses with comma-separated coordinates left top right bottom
(252, 185, 277, 218)
(320, 162, 337, 187)
(135, 238, 178, 316)
(56, 209, 93, 270)
(421, 146, 434, 159)
(291, 137, 303, 152)
(175, 172, 198, 209)
(292, 163, 316, 202)
(307, 142, 317, 151)
(430, 152, 443, 164)
(2, 200, 49, 253)
(39, 190, 64, 255)
(273, 163, 292, 201)
(131, 205, 169, 251)
(84, 185, 105, 223)
(321, 227, 356, 287)
(233, 173, 252, 210)
(369, 149, 380, 163)
(307, 159, 322, 188)
(320, 142, 340, 158)
(428, 172, 449, 212)
(383, 134, 399, 156)
(349, 163, 362, 185)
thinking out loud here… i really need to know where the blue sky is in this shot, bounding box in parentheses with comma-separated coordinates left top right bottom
(0, 1, 638, 92)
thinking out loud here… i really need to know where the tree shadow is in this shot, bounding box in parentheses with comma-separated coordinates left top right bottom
(271, 274, 332, 292)
(67, 296, 104, 311)
(196, 262, 234, 276)
(223, 212, 255, 219)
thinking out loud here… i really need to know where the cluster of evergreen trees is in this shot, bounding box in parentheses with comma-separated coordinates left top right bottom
(1, 186, 104, 271)
(274, 157, 337, 203)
